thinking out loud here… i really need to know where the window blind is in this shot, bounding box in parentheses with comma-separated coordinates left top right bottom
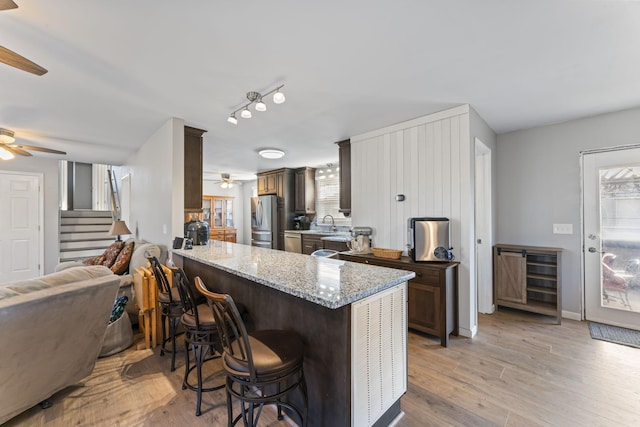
(315, 167, 351, 226)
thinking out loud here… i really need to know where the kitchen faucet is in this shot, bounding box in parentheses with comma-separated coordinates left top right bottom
(322, 214, 337, 232)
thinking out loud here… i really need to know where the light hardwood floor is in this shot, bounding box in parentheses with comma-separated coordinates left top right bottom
(6, 309, 640, 426)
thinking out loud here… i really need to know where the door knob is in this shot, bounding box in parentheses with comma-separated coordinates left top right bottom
(588, 247, 603, 253)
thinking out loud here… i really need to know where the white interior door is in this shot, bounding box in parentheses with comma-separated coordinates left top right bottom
(583, 147, 640, 330)
(0, 171, 42, 282)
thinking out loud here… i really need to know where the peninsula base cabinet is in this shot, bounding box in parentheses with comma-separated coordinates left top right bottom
(340, 253, 458, 347)
(493, 244, 562, 323)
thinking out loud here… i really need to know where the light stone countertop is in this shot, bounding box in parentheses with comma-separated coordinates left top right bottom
(173, 241, 414, 309)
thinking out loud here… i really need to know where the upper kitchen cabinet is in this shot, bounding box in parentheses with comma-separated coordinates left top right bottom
(257, 171, 277, 195)
(336, 139, 351, 217)
(184, 126, 206, 212)
(294, 167, 316, 214)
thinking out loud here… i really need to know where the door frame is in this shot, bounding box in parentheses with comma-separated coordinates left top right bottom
(580, 144, 640, 323)
(475, 138, 494, 314)
(0, 170, 44, 280)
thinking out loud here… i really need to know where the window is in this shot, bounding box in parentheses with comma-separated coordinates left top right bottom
(315, 166, 351, 226)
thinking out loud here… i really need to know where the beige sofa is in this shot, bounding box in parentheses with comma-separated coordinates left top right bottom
(56, 239, 168, 321)
(0, 265, 121, 424)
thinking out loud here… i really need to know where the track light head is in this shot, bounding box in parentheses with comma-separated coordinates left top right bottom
(255, 98, 267, 112)
(240, 107, 252, 119)
(273, 90, 286, 104)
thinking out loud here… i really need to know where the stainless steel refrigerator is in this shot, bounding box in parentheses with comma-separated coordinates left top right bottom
(251, 195, 278, 248)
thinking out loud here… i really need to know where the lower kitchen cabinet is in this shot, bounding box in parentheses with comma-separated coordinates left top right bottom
(322, 239, 348, 252)
(339, 253, 458, 347)
(302, 234, 323, 255)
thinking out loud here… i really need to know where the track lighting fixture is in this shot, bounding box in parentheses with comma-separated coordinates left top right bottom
(227, 84, 285, 124)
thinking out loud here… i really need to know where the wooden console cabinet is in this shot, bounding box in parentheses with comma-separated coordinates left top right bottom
(494, 244, 562, 323)
(339, 253, 458, 346)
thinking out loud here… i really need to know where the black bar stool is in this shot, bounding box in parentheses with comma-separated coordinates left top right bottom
(194, 277, 308, 427)
(172, 268, 225, 416)
(147, 255, 182, 371)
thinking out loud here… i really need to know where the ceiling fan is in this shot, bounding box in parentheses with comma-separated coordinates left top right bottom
(215, 173, 237, 189)
(0, 128, 66, 160)
(0, 0, 48, 76)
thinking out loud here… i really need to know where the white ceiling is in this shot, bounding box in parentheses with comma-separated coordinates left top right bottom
(2, 0, 640, 181)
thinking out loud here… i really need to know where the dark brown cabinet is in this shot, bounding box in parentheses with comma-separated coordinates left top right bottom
(494, 244, 562, 323)
(294, 167, 316, 214)
(339, 253, 458, 347)
(322, 239, 348, 252)
(184, 126, 206, 212)
(302, 234, 323, 255)
(336, 139, 351, 217)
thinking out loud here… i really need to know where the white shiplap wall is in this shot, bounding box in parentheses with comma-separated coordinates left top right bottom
(351, 105, 475, 337)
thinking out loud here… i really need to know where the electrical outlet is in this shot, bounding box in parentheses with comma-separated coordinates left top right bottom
(553, 224, 573, 234)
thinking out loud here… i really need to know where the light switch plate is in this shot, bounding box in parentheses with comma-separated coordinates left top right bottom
(553, 224, 573, 234)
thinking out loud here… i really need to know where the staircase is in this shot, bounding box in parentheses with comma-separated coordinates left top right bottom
(59, 210, 115, 262)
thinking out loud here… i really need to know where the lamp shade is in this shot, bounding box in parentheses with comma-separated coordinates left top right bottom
(109, 220, 132, 239)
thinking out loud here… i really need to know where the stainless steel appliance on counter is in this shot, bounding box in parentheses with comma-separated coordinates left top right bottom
(284, 230, 302, 253)
(348, 226, 373, 253)
(184, 217, 209, 245)
(408, 217, 454, 261)
(251, 195, 278, 249)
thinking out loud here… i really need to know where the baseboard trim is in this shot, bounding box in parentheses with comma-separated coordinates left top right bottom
(562, 310, 581, 321)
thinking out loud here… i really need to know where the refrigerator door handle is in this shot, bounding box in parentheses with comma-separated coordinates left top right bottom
(256, 200, 263, 228)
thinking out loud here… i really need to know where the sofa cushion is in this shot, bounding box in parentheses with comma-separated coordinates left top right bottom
(4, 265, 114, 295)
(111, 240, 135, 275)
(0, 288, 19, 301)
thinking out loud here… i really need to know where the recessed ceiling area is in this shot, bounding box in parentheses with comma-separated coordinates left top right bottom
(1, 1, 640, 180)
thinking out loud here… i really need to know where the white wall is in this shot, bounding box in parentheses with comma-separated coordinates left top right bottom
(118, 117, 184, 249)
(0, 157, 59, 274)
(351, 105, 485, 337)
(496, 106, 640, 318)
(202, 180, 246, 244)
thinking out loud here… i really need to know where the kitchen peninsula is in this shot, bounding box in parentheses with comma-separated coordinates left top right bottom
(173, 241, 415, 427)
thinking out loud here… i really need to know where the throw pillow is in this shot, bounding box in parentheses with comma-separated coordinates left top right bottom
(111, 240, 135, 275)
(109, 295, 129, 324)
(83, 254, 104, 265)
(101, 240, 125, 269)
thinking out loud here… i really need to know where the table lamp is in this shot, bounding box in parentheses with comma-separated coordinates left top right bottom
(109, 220, 132, 241)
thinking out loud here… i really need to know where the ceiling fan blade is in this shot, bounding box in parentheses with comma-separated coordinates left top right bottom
(0, 45, 47, 76)
(3, 144, 31, 156)
(16, 144, 66, 155)
(0, 0, 18, 11)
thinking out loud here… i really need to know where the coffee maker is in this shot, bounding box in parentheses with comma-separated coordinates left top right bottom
(348, 226, 373, 253)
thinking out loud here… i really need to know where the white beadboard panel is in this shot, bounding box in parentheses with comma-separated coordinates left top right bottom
(351, 283, 407, 427)
(351, 105, 476, 337)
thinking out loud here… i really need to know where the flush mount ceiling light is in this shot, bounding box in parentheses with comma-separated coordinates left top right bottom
(258, 149, 285, 159)
(227, 84, 285, 125)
